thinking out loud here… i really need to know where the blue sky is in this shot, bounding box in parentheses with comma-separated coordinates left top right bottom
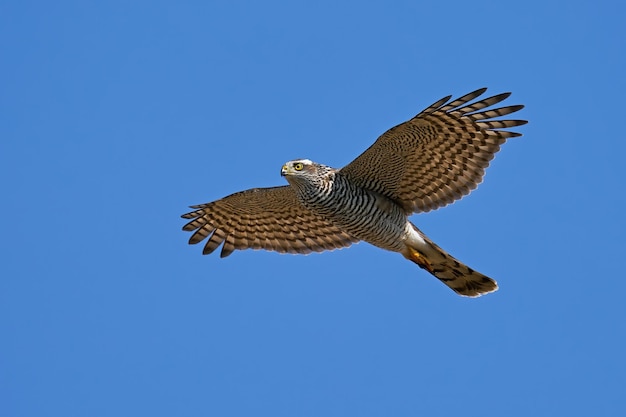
(2, 1, 625, 416)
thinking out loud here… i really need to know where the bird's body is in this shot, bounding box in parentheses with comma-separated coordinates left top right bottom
(182, 88, 527, 297)
(284, 162, 407, 252)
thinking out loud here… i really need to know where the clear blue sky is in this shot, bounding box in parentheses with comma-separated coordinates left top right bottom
(2, 1, 625, 416)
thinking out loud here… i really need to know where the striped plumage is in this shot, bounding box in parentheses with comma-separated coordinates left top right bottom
(282, 160, 408, 252)
(182, 88, 527, 297)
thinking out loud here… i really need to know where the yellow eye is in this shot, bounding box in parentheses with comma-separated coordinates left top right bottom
(294, 162, 304, 171)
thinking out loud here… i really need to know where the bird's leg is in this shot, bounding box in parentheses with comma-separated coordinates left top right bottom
(403, 246, 434, 273)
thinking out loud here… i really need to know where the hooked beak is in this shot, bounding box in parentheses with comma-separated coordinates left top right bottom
(280, 164, 289, 177)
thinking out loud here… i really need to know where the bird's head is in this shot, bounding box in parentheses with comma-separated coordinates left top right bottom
(281, 159, 335, 188)
(281, 159, 316, 177)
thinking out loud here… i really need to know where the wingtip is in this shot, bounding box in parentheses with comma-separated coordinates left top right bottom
(493, 91, 512, 101)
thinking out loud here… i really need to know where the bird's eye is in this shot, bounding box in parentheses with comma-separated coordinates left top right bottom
(294, 162, 304, 171)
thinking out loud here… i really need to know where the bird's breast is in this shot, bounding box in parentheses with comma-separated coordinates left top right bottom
(297, 177, 407, 251)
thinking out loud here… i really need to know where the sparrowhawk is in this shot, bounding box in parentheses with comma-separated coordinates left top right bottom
(181, 88, 526, 297)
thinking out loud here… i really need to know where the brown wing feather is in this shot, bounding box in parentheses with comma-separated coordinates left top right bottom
(181, 186, 358, 257)
(339, 88, 527, 213)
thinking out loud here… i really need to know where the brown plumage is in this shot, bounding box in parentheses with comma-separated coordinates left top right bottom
(182, 88, 527, 297)
(182, 186, 357, 257)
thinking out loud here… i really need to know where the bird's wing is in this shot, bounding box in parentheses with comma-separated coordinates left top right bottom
(339, 88, 527, 213)
(182, 185, 358, 257)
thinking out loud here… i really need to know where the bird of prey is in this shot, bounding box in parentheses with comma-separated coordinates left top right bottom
(182, 88, 526, 297)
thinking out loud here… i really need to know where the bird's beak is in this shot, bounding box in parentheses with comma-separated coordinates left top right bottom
(280, 164, 289, 177)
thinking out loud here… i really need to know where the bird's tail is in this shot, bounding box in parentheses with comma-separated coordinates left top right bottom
(401, 223, 498, 297)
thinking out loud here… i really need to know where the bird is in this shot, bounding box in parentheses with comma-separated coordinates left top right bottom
(181, 88, 526, 297)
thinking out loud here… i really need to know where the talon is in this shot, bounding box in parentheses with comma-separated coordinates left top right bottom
(406, 246, 434, 273)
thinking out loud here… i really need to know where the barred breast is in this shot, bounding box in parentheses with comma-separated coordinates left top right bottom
(296, 172, 408, 252)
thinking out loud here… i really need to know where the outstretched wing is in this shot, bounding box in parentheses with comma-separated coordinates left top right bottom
(182, 186, 358, 257)
(339, 88, 527, 213)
